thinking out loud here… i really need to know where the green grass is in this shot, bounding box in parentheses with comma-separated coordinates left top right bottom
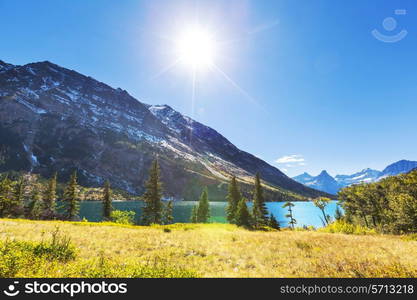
(0, 218, 416, 278)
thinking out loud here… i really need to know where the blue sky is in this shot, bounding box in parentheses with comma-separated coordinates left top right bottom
(1, 0, 417, 177)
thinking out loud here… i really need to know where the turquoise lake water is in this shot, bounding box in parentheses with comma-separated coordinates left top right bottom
(79, 201, 340, 228)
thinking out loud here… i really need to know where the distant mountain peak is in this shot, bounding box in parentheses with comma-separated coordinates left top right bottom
(318, 170, 332, 177)
(381, 160, 417, 177)
(294, 159, 417, 194)
(293, 170, 339, 195)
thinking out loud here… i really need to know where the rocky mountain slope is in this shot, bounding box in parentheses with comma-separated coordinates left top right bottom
(293, 160, 417, 194)
(0, 59, 329, 201)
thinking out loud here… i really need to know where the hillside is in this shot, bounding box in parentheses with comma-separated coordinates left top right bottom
(0, 219, 416, 278)
(0, 59, 329, 201)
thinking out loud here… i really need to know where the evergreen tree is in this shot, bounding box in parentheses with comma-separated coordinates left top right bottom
(252, 173, 268, 227)
(162, 200, 174, 225)
(226, 176, 241, 224)
(63, 171, 79, 221)
(197, 187, 210, 223)
(268, 213, 280, 230)
(141, 159, 163, 225)
(190, 205, 198, 223)
(102, 180, 113, 220)
(235, 198, 252, 228)
(0, 175, 13, 217)
(283, 201, 296, 229)
(44, 172, 57, 217)
(11, 177, 25, 217)
(27, 186, 43, 219)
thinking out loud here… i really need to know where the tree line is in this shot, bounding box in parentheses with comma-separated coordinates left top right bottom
(0, 159, 303, 230)
(338, 169, 417, 234)
(0, 171, 81, 221)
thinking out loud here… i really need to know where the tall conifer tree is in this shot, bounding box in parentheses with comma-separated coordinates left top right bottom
(12, 177, 25, 217)
(226, 176, 241, 224)
(235, 198, 252, 228)
(28, 185, 43, 219)
(64, 171, 79, 220)
(44, 172, 57, 216)
(103, 180, 113, 220)
(252, 173, 268, 227)
(197, 187, 210, 223)
(141, 159, 163, 225)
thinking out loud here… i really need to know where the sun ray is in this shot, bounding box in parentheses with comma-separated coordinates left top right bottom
(188, 69, 197, 146)
(211, 63, 260, 107)
(149, 58, 181, 82)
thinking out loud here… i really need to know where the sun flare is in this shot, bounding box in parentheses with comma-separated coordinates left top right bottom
(176, 28, 216, 70)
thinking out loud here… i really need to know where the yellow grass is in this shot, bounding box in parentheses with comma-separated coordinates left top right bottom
(1, 218, 416, 278)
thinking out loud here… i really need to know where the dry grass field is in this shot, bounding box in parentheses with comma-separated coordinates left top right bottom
(0, 219, 416, 278)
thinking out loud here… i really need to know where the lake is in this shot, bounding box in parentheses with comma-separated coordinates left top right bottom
(80, 200, 340, 228)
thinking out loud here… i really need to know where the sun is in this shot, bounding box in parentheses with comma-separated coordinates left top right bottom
(176, 27, 216, 70)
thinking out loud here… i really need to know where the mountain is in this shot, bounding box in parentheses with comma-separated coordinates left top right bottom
(293, 160, 417, 194)
(293, 170, 340, 195)
(0, 59, 330, 201)
(379, 160, 417, 179)
(292, 172, 314, 183)
(335, 168, 381, 187)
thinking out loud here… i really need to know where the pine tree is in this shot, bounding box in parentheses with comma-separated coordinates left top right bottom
(283, 201, 296, 229)
(235, 198, 252, 228)
(0, 175, 13, 217)
(268, 213, 280, 230)
(190, 205, 198, 223)
(11, 177, 25, 217)
(102, 180, 113, 220)
(141, 159, 163, 225)
(226, 176, 241, 224)
(63, 171, 79, 221)
(197, 187, 210, 223)
(252, 173, 268, 227)
(44, 172, 57, 217)
(28, 184, 43, 219)
(162, 200, 174, 225)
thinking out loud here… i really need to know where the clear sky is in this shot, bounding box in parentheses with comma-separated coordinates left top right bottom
(1, 0, 417, 177)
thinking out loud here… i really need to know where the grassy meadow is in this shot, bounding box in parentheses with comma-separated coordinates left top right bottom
(0, 218, 416, 278)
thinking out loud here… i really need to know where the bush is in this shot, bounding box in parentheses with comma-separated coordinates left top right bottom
(0, 229, 76, 277)
(319, 221, 376, 235)
(110, 210, 136, 225)
(33, 227, 77, 261)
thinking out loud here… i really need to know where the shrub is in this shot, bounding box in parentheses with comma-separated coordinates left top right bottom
(33, 227, 77, 261)
(0, 229, 76, 277)
(319, 221, 376, 235)
(110, 210, 136, 225)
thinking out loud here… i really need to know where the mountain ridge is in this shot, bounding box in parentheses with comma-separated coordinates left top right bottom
(293, 160, 417, 194)
(0, 59, 330, 201)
